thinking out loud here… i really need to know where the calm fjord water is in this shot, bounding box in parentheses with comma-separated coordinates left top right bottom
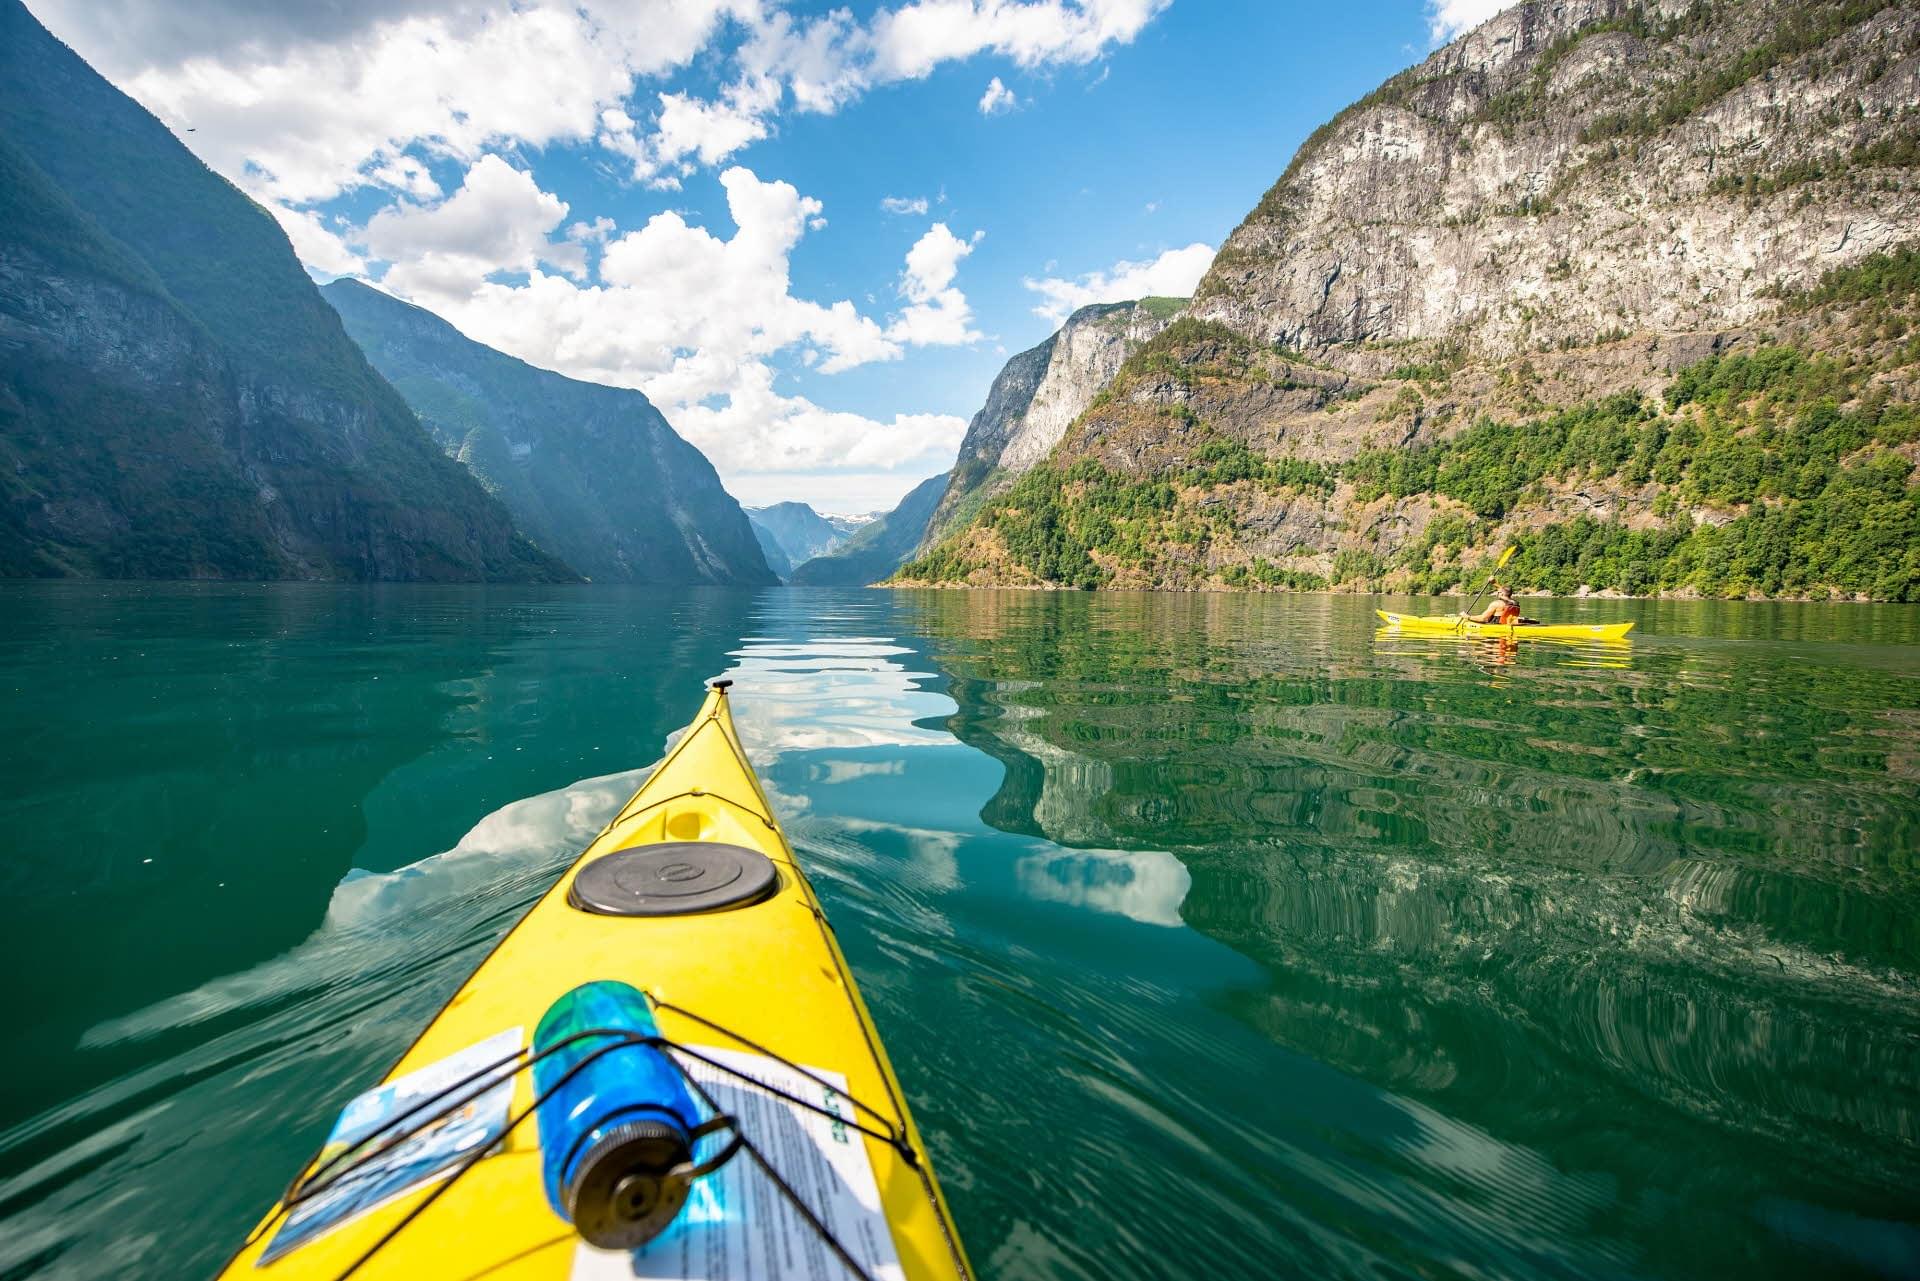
(1, 584, 1917, 1280)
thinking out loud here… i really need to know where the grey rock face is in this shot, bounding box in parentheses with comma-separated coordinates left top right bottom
(1004, 303, 1176, 469)
(919, 335, 1055, 548)
(1194, 0, 1920, 357)
(919, 300, 1178, 550)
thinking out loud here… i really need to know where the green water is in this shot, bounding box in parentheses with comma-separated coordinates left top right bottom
(2, 584, 1917, 1280)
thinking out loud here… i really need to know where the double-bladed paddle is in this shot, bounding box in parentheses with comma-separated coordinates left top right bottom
(1460, 545, 1517, 626)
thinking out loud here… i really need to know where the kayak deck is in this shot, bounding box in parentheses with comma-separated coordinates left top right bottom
(222, 683, 970, 1281)
(1375, 609, 1636, 642)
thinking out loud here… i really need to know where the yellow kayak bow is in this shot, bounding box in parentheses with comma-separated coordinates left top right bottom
(1375, 609, 1636, 642)
(221, 681, 971, 1281)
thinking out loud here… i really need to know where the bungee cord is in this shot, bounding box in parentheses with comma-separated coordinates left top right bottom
(250, 999, 950, 1281)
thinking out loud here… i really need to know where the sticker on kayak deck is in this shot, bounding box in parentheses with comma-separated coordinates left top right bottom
(570, 1046, 904, 1281)
(259, 1027, 522, 1265)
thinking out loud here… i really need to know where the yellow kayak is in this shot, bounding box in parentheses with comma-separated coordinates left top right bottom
(1375, 609, 1635, 642)
(220, 681, 971, 1281)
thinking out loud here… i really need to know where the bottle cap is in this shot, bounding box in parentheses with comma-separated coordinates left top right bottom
(565, 1119, 694, 1248)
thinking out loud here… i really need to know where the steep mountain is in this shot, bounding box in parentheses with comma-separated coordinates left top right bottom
(750, 523, 794, 578)
(0, 1, 567, 581)
(745, 502, 849, 571)
(900, 0, 1920, 601)
(789, 474, 949, 585)
(917, 298, 1183, 552)
(322, 280, 772, 585)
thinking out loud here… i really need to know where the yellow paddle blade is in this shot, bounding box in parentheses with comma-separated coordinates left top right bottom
(1496, 544, 1517, 568)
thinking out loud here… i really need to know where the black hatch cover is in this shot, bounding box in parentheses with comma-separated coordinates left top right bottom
(568, 842, 777, 917)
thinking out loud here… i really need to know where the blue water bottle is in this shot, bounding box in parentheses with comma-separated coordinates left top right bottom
(533, 980, 712, 1248)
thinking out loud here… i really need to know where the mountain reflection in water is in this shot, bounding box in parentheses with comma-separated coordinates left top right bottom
(0, 585, 1914, 1281)
(902, 589, 1920, 1280)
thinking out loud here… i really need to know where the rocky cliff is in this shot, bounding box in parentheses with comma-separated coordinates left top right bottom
(901, 0, 1920, 601)
(917, 298, 1182, 551)
(0, 1, 568, 581)
(1195, 0, 1919, 353)
(788, 473, 949, 585)
(323, 280, 772, 586)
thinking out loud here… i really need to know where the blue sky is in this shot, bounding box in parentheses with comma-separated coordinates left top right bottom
(33, 0, 1503, 512)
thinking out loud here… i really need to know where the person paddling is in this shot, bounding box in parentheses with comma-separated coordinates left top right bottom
(1462, 581, 1524, 625)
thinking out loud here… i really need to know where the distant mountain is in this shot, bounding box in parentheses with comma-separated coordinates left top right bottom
(821, 512, 876, 538)
(323, 280, 772, 586)
(789, 475, 948, 586)
(0, 1, 567, 581)
(744, 502, 851, 572)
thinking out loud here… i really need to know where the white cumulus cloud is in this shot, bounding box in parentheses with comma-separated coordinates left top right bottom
(29, 0, 1175, 506)
(887, 224, 983, 347)
(356, 164, 963, 491)
(672, 365, 967, 476)
(83, 2, 749, 207)
(978, 76, 1018, 114)
(738, 8, 873, 114)
(868, 0, 1169, 80)
(35, 0, 1172, 212)
(267, 204, 365, 277)
(1022, 242, 1215, 323)
(599, 77, 783, 187)
(366, 155, 581, 296)
(567, 216, 616, 245)
(1426, 0, 1514, 43)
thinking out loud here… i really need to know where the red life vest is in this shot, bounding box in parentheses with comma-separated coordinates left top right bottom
(1494, 600, 1521, 624)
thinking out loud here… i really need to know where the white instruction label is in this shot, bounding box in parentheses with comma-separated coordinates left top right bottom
(261, 1027, 522, 1265)
(570, 1045, 904, 1281)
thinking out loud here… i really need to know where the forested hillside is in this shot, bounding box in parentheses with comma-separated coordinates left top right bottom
(899, 0, 1920, 600)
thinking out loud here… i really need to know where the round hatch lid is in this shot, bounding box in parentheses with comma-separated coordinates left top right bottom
(569, 842, 777, 917)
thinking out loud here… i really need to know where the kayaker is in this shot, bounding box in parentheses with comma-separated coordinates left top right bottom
(1463, 582, 1524, 625)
